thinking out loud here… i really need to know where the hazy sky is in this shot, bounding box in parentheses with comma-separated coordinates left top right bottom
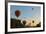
(10, 5, 41, 21)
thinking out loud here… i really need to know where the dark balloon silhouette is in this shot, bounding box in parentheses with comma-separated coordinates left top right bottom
(32, 20, 34, 23)
(32, 8, 34, 10)
(15, 10, 21, 18)
(23, 20, 26, 25)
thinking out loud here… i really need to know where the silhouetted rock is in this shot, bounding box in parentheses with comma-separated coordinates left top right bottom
(11, 18, 25, 28)
(36, 22, 41, 27)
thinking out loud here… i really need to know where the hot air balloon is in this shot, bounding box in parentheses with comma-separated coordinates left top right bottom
(15, 10, 21, 18)
(32, 8, 34, 10)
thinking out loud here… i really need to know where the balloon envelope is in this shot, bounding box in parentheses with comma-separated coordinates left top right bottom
(15, 10, 21, 17)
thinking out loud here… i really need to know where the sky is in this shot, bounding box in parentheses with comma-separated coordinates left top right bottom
(10, 5, 41, 21)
